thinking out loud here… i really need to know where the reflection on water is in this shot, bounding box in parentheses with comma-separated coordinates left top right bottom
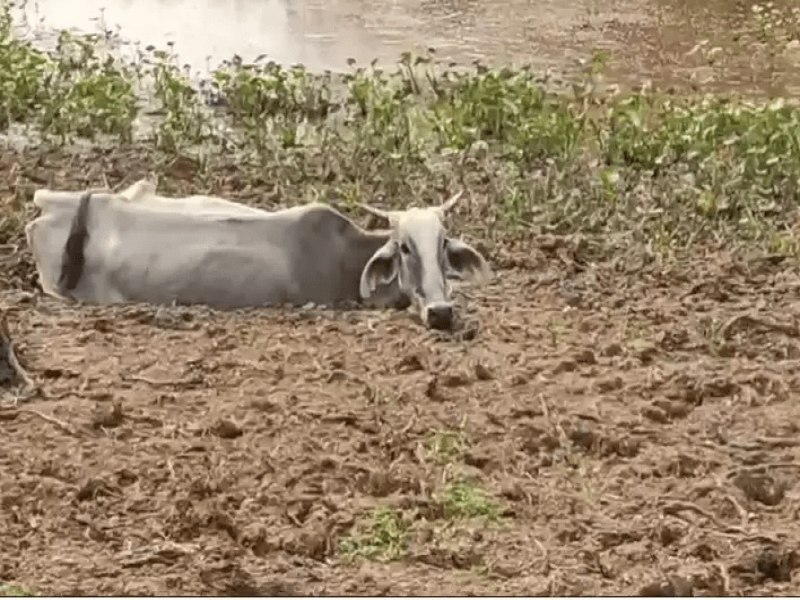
(13, 0, 800, 95)
(16, 0, 655, 72)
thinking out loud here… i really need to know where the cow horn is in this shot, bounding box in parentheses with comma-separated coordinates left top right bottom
(438, 190, 464, 214)
(358, 203, 391, 220)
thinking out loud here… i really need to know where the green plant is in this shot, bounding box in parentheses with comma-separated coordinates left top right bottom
(38, 31, 137, 143)
(149, 47, 209, 152)
(426, 429, 466, 464)
(339, 506, 411, 561)
(0, 2, 50, 127)
(439, 480, 502, 521)
(0, 583, 34, 597)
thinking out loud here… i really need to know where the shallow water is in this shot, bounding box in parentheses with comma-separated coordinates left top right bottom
(12, 0, 800, 95)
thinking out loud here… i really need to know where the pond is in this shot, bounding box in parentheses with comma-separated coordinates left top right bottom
(12, 0, 800, 95)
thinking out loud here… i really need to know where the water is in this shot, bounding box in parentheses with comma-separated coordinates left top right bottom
(12, 0, 800, 95)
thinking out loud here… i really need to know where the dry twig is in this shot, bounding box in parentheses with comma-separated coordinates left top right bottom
(662, 500, 780, 544)
(124, 373, 199, 387)
(1, 311, 36, 391)
(716, 561, 731, 595)
(720, 313, 799, 339)
(17, 408, 78, 436)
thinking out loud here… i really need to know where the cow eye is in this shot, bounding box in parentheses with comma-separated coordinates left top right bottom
(400, 242, 411, 255)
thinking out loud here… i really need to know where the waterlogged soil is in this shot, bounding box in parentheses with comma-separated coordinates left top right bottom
(2, 152, 800, 595)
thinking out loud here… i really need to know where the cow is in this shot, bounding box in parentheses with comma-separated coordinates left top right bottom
(25, 179, 491, 330)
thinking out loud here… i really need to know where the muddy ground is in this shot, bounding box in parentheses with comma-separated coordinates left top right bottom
(2, 150, 800, 596)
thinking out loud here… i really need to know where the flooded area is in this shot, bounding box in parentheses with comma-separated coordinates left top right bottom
(11, 0, 800, 96)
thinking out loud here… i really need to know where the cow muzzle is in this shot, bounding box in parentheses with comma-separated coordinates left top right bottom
(425, 302, 454, 330)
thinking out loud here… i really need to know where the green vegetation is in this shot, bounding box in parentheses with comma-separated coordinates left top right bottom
(340, 430, 505, 563)
(339, 478, 505, 563)
(439, 480, 503, 521)
(426, 429, 467, 464)
(2, 0, 800, 259)
(0, 583, 34, 597)
(339, 506, 411, 561)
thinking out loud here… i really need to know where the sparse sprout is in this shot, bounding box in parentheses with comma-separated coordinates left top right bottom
(339, 507, 411, 562)
(440, 480, 503, 521)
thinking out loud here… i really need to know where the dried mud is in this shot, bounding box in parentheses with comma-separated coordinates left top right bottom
(2, 151, 800, 595)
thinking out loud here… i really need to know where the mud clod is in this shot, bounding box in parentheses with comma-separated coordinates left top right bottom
(474, 363, 494, 381)
(638, 575, 694, 597)
(573, 349, 596, 365)
(463, 449, 497, 472)
(211, 418, 243, 439)
(90, 401, 124, 429)
(733, 547, 800, 583)
(397, 354, 426, 373)
(75, 478, 118, 502)
(441, 372, 471, 387)
(732, 471, 787, 506)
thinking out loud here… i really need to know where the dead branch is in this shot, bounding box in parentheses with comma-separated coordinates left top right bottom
(663, 500, 738, 533)
(124, 374, 199, 387)
(539, 393, 569, 449)
(1, 312, 36, 391)
(720, 313, 800, 340)
(18, 408, 78, 436)
(117, 544, 191, 568)
(727, 438, 800, 452)
(662, 500, 780, 544)
(721, 493, 749, 528)
(716, 562, 731, 595)
(724, 463, 800, 482)
(532, 537, 550, 576)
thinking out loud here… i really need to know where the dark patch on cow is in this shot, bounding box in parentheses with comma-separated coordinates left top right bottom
(58, 190, 92, 294)
(297, 204, 359, 239)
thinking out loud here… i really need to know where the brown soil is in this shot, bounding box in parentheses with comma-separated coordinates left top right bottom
(2, 150, 800, 596)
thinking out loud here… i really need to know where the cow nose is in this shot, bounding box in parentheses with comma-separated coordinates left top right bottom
(426, 304, 454, 330)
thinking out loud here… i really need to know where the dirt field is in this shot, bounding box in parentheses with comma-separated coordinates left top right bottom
(2, 154, 800, 596)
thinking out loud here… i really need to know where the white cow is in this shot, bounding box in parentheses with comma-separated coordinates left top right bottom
(25, 179, 491, 330)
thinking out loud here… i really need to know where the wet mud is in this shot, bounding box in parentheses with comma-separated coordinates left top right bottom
(2, 154, 800, 595)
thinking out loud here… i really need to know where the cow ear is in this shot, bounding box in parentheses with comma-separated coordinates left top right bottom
(444, 238, 492, 284)
(360, 240, 399, 299)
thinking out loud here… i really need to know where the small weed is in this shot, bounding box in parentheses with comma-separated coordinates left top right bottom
(148, 47, 210, 153)
(427, 429, 466, 464)
(439, 480, 503, 521)
(339, 506, 411, 562)
(40, 31, 138, 143)
(0, 583, 34, 597)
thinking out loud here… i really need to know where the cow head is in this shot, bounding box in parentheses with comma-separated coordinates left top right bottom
(358, 192, 492, 330)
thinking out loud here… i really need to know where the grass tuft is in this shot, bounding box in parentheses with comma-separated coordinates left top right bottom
(339, 506, 411, 562)
(440, 480, 503, 521)
(426, 430, 466, 464)
(0, 583, 34, 597)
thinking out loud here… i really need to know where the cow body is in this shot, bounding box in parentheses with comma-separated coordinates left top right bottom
(26, 181, 399, 310)
(26, 179, 491, 329)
